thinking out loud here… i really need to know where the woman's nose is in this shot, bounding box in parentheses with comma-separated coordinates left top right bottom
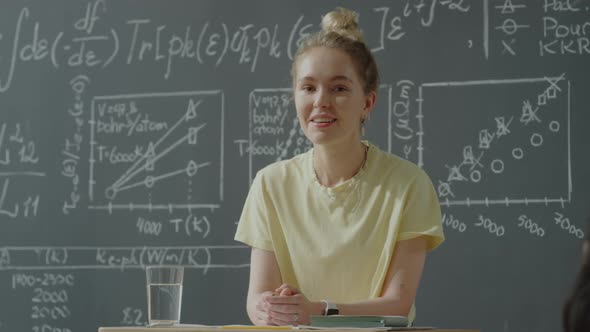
(313, 88, 330, 109)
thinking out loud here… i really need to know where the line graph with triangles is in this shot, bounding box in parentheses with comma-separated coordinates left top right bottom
(88, 91, 224, 212)
(418, 75, 571, 208)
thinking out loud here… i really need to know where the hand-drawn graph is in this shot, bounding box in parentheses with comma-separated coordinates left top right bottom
(89, 91, 224, 212)
(418, 75, 571, 207)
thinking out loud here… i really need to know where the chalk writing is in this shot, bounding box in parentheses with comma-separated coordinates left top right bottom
(61, 75, 89, 215)
(10, 272, 76, 332)
(0, 246, 249, 273)
(442, 213, 467, 233)
(246, 89, 311, 183)
(475, 214, 506, 237)
(12, 273, 75, 289)
(32, 325, 72, 332)
(392, 80, 419, 161)
(517, 214, 545, 237)
(0, 3, 586, 332)
(372, 0, 471, 52)
(121, 307, 145, 326)
(554, 212, 584, 239)
(0, 3, 480, 94)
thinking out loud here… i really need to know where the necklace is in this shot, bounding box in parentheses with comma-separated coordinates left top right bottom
(314, 143, 369, 205)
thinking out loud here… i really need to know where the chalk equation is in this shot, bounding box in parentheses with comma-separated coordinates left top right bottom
(0, 246, 249, 273)
(62, 75, 89, 215)
(0, 120, 43, 220)
(1, 1, 588, 94)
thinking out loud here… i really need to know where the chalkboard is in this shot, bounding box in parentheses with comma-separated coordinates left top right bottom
(1, 1, 589, 332)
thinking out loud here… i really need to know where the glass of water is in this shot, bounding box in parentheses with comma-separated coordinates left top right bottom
(146, 266, 184, 326)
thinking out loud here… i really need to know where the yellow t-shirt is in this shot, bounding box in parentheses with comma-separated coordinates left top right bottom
(234, 142, 444, 323)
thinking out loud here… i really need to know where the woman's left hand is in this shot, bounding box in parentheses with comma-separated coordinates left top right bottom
(264, 285, 315, 326)
(274, 284, 299, 296)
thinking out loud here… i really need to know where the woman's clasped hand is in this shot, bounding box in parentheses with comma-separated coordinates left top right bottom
(254, 284, 316, 326)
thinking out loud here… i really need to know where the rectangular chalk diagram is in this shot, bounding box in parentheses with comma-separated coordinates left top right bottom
(419, 75, 571, 207)
(89, 91, 224, 211)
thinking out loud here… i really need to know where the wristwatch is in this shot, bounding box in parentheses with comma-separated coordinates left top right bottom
(321, 300, 339, 316)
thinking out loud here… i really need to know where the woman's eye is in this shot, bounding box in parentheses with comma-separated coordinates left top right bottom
(334, 86, 348, 92)
(302, 86, 315, 92)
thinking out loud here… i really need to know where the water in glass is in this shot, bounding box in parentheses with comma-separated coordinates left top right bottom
(147, 283, 183, 325)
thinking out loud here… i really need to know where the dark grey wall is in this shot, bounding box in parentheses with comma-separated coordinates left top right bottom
(0, 1, 589, 332)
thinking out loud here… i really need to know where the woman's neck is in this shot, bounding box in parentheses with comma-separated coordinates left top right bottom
(313, 141, 368, 187)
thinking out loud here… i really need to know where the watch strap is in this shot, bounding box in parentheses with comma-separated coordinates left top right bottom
(321, 300, 339, 316)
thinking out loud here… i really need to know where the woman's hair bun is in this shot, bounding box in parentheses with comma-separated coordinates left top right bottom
(320, 7, 364, 42)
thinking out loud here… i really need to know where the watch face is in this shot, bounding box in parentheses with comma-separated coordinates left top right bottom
(326, 308, 339, 316)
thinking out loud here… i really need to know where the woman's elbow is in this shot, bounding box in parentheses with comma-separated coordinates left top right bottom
(383, 294, 414, 316)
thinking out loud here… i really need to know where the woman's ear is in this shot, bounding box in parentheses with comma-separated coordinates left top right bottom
(363, 90, 377, 116)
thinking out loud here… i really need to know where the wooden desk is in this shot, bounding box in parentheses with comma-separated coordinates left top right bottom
(99, 327, 479, 332)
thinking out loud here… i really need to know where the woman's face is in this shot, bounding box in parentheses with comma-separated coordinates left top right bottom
(293, 47, 374, 147)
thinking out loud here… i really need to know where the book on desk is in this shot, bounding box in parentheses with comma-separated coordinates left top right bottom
(308, 315, 409, 328)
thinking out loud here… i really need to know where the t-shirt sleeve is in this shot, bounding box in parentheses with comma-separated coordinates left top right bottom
(397, 169, 445, 251)
(234, 172, 275, 251)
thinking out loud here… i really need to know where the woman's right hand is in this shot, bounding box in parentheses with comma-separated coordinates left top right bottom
(254, 291, 276, 325)
(255, 285, 302, 325)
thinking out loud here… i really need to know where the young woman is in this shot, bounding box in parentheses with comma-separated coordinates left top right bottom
(235, 7, 444, 326)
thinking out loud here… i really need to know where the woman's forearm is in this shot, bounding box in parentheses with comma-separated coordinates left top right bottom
(247, 291, 271, 325)
(246, 292, 261, 325)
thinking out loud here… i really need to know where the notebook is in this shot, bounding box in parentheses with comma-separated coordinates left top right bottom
(309, 315, 408, 328)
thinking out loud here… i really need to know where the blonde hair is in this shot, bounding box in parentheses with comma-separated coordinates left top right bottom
(291, 7, 380, 94)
